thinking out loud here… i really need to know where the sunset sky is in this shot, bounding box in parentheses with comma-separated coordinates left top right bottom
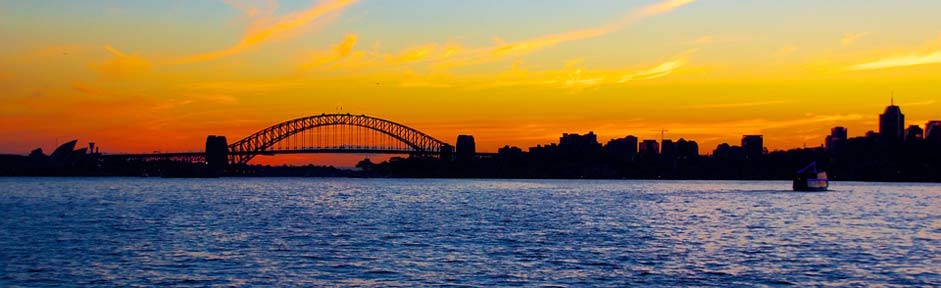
(2, 0, 941, 165)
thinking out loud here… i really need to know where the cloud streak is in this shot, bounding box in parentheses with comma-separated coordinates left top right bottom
(303, 33, 358, 67)
(462, 50, 694, 91)
(177, 0, 356, 64)
(679, 100, 793, 109)
(491, 0, 695, 58)
(664, 114, 864, 136)
(841, 32, 869, 46)
(422, 0, 696, 69)
(618, 60, 683, 81)
(847, 49, 941, 71)
(95, 45, 152, 80)
(295, 0, 693, 73)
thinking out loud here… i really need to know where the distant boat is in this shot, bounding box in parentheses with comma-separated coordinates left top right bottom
(793, 161, 828, 192)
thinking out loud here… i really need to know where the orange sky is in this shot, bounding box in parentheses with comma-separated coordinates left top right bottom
(2, 0, 940, 166)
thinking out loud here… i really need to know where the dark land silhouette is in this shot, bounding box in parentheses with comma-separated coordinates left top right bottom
(2, 102, 940, 181)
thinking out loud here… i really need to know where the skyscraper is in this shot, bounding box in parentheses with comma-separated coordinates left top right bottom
(741, 135, 763, 160)
(675, 138, 699, 160)
(926, 121, 941, 145)
(604, 135, 638, 162)
(879, 101, 905, 144)
(826, 126, 847, 151)
(639, 140, 659, 156)
(660, 139, 675, 159)
(904, 125, 924, 142)
(558, 132, 602, 159)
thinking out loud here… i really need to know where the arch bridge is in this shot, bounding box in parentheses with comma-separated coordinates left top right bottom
(222, 113, 454, 165)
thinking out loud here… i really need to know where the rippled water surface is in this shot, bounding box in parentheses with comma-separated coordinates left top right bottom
(1, 178, 940, 286)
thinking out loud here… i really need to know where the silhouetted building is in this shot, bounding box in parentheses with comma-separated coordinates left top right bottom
(713, 143, 744, 161)
(905, 125, 924, 142)
(604, 135, 637, 162)
(528, 144, 558, 159)
(742, 135, 764, 160)
(498, 145, 523, 158)
(560, 132, 597, 146)
(675, 138, 699, 160)
(661, 139, 676, 159)
(880, 102, 905, 144)
(560, 132, 600, 151)
(50, 140, 79, 163)
(21, 139, 97, 175)
(826, 126, 847, 151)
(557, 132, 602, 161)
(639, 140, 659, 156)
(456, 135, 476, 161)
(926, 121, 941, 144)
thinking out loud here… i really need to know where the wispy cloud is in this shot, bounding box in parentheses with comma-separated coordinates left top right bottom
(841, 32, 869, 46)
(426, 0, 695, 69)
(680, 100, 793, 109)
(295, 0, 693, 73)
(94, 45, 152, 80)
(389, 44, 440, 64)
(177, 0, 356, 64)
(490, 0, 695, 58)
(491, 28, 608, 57)
(180, 81, 304, 93)
(303, 33, 358, 67)
(664, 114, 864, 136)
(619, 50, 694, 82)
(847, 49, 941, 71)
(462, 50, 694, 91)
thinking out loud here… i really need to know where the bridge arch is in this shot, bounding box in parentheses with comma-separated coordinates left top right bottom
(227, 113, 452, 164)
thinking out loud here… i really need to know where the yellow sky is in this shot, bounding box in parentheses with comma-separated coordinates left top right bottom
(1, 0, 940, 164)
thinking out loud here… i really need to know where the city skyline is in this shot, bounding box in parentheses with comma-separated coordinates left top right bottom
(3, 0, 941, 165)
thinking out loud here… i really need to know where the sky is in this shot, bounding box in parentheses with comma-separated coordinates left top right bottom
(2, 0, 941, 165)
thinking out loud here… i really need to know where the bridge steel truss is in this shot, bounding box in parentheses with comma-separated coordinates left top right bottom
(227, 113, 452, 165)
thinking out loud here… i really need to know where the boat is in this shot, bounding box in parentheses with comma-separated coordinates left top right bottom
(793, 161, 828, 191)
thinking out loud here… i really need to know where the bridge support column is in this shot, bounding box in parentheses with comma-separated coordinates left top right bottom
(205, 135, 228, 176)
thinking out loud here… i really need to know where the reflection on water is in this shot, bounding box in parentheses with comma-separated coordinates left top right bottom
(1, 178, 939, 286)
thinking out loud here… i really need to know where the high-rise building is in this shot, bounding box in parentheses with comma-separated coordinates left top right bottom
(560, 132, 600, 151)
(660, 139, 675, 159)
(879, 102, 905, 143)
(559, 132, 602, 158)
(497, 145, 523, 158)
(826, 126, 847, 151)
(713, 143, 744, 161)
(742, 135, 763, 160)
(926, 121, 941, 143)
(675, 138, 699, 160)
(905, 125, 924, 142)
(639, 140, 659, 156)
(604, 135, 638, 162)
